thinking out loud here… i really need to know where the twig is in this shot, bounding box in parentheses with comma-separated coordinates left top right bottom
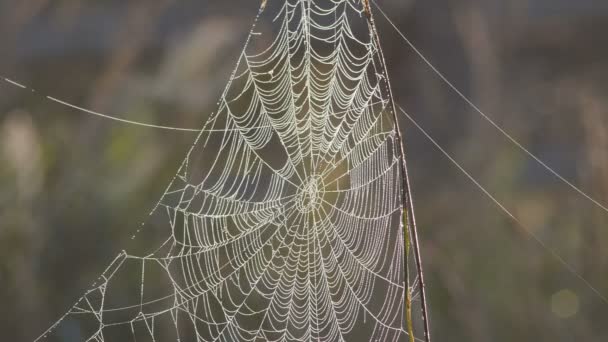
(364, 2, 432, 342)
(362, 0, 371, 20)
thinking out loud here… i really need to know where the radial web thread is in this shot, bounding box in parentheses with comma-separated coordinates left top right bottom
(36, 1, 421, 341)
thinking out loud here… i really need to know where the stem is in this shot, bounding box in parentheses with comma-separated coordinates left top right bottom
(404, 211, 415, 342)
(365, 4, 431, 342)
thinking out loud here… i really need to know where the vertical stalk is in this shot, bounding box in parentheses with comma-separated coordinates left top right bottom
(403, 210, 415, 342)
(364, 3, 431, 342)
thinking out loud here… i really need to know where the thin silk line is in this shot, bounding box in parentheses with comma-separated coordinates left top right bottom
(372, 0, 608, 216)
(397, 104, 608, 305)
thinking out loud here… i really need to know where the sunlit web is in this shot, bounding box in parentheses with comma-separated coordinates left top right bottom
(36, 1, 421, 341)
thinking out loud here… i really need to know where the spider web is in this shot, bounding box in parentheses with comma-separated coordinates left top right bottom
(36, 1, 419, 341)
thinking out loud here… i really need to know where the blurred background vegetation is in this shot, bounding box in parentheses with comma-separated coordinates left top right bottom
(1, 0, 608, 341)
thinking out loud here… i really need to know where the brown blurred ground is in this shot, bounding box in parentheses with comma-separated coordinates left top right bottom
(1, 0, 608, 341)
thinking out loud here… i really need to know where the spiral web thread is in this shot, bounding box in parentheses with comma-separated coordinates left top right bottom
(36, 1, 420, 341)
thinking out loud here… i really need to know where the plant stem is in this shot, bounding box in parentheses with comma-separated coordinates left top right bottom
(365, 4, 431, 342)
